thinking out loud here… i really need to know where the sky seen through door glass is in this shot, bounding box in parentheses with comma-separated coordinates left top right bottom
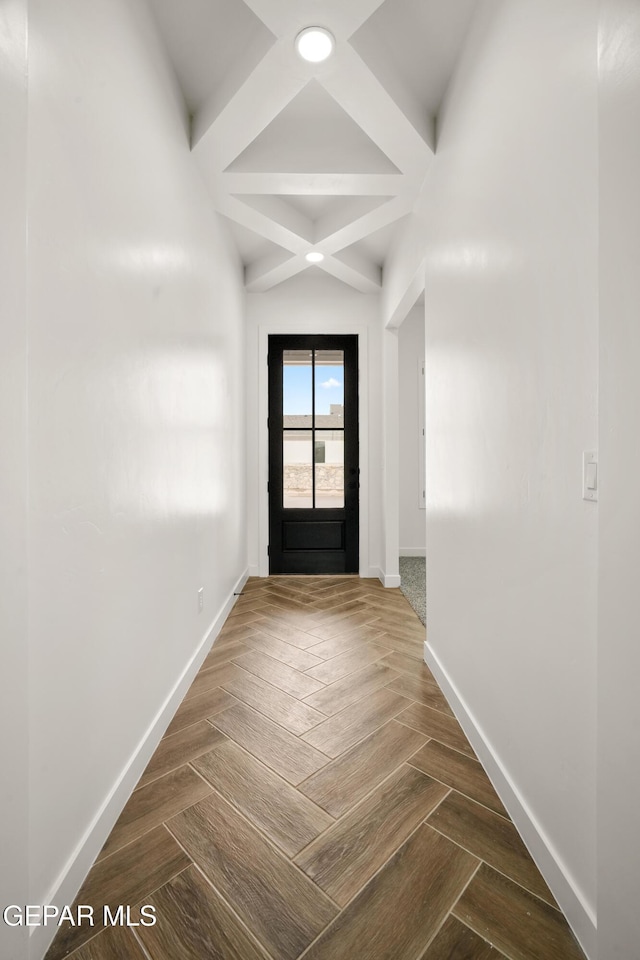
(283, 365, 344, 415)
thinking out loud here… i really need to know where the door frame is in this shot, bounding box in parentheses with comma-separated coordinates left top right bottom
(255, 323, 370, 578)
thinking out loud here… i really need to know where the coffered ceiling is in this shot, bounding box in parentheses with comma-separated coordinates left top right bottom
(148, 0, 477, 291)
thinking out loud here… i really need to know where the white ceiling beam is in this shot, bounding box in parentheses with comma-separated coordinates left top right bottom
(220, 172, 408, 196)
(245, 251, 301, 291)
(245, 251, 309, 293)
(215, 194, 304, 253)
(192, 38, 309, 162)
(323, 0, 388, 39)
(234, 195, 314, 242)
(320, 45, 433, 176)
(239, 0, 291, 36)
(321, 195, 413, 256)
(241, 0, 386, 41)
(319, 255, 382, 293)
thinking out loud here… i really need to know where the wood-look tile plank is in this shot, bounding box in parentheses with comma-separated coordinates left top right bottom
(302, 687, 410, 758)
(138, 864, 269, 960)
(304, 662, 400, 716)
(252, 598, 319, 628)
(305, 642, 391, 685)
(216, 623, 260, 643)
(306, 625, 386, 660)
(386, 674, 454, 716)
(98, 767, 212, 861)
(303, 824, 478, 960)
(164, 687, 239, 738)
(306, 599, 367, 622)
(374, 619, 426, 643)
(419, 916, 503, 960)
(266, 582, 318, 601)
(453, 864, 585, 960)
(233, 649, 324, 698)
(222, 669, 326, 735)
(409, 741, 509, 818)
(185, 662, 246, 701)
(168, 790, 337, 960)
(244, 630, 323, 670)
(373, 631, 425, 659)
(359, 594, 415, 615)
(428, 792, 557, 907)
(249, 615, 321, 649)
(299, 720, 427, 817)
(200, 640, 251, 671)
(193, 739, 333, 857)
(137, 722, 227, 789)
(296, 765, 449, 905)
(226, 609, 263, 626)
(397, 702, 475, 758)
(71, 927, 148, 960)
(379, 650, 437, 682)
(306, 609, 381, 642)
(212, 703, 329, 784)
(44, 828, 190, 960)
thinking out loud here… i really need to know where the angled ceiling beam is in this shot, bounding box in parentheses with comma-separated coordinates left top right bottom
(321, 45, 434, 176)
(233, 195, 314, 242)
(246, 250, 380, 294)
(221, 173, 408, 196)
(319, 255, 382, 293)
(245, 251, 301, 291)
(323, 0, 388, 40)
(242, 0, 387, 41)
(215, 194, 305, 253)
(320, 195, 414, 256)
(239, 0, 292, 36)
(192, 38, 309, 160)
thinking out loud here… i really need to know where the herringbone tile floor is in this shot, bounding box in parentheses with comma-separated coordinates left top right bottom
(47, 577, 586, 960)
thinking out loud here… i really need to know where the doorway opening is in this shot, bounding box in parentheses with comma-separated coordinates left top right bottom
(268, 335, 359, 574)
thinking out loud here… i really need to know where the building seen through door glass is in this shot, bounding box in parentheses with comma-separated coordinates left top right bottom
(283, 350, 345, 509)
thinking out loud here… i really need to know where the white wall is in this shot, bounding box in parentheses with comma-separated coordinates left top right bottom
(245, 273, 383, 580)
(398, 300, 426, 555)
(26, 0, 246, 951)
(597, 2, 640, 956)
(385, 1, 598, 953)
(0, 2, 28, 958)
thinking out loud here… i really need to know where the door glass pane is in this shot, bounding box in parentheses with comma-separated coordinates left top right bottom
(314, 350, 344, 429)
(283, 430, 312, 508)
(283, 350, 313, 428)
(315, 430, 344, 509)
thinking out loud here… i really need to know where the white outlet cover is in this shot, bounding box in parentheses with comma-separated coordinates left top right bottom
(583, 451, 598, 502)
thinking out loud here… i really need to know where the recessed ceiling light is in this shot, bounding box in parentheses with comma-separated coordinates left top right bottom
(295, 27, 335, 63)
(305, 251, 325, 264)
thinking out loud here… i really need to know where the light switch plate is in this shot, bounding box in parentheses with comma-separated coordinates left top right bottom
(583, 451, 598, 502)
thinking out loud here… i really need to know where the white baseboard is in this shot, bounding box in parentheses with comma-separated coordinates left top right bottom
(379, 569, 402, 588)
(424, 641, 597, 960)
(399, 548, 426, 558)
(247, 565, 261, 578)
(32, 569, 249, 960)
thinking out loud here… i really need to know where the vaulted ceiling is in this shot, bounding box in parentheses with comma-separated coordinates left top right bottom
(148, 0, 477, 292)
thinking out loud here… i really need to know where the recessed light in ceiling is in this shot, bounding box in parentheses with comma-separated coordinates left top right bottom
(295, 27, 335, 63)
(305, 251, 325, 263)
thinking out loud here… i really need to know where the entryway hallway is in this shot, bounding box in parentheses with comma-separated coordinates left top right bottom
(46, 578, 584, 960)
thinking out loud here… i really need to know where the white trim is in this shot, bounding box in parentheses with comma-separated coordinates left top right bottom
(32, 569, 249, 960)
(424, 641, 597, 960)
(399, 548, 426, 558)
(380, 571, 402, 588)
(258, 322, 370, 578)
(247, 564, 262, 578)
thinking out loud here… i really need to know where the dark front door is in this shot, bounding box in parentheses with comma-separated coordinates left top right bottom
(268, 335, 359, 574)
